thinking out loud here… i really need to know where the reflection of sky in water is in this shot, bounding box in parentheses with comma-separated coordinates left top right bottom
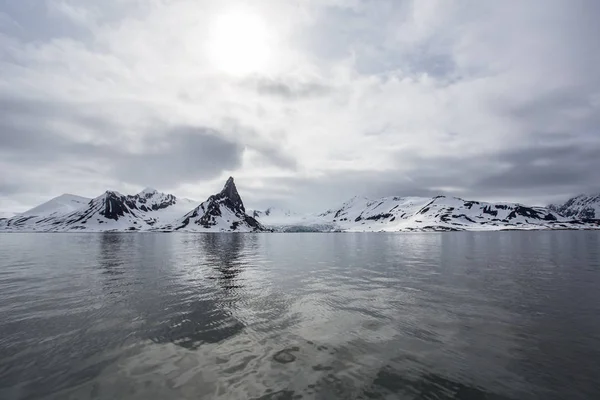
(0, 232, 599, 399)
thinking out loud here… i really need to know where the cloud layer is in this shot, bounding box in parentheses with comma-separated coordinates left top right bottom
(1, 0, 599, 213)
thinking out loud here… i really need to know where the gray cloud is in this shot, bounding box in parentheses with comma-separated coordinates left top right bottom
(0, 182, 21, 196)
(474, 145, 600, 195)
(244, 142, 600, 212)
(113, 127, 244, 187)
(0, 96, 244, 190)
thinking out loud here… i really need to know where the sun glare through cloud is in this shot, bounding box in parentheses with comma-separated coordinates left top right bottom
(207, 9, 271, 76)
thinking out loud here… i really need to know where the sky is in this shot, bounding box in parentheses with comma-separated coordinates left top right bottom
(1, 0, 599, 215)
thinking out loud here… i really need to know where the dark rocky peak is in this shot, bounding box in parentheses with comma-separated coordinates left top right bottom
(213, 176, 245, 213)
(174, 177, 265, 231)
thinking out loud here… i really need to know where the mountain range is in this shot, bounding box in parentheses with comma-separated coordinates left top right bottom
(0, 178, 598, 232)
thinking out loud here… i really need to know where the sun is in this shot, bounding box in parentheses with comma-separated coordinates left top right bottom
(207, 10, 271, 76)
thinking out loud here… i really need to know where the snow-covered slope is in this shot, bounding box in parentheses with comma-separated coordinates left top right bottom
(21, 194, 92, 217)
(327, 195, 569, 231)
(166, 177, 265, 232)
(549, 193, 600, 220)
(255, 195, 598, 232)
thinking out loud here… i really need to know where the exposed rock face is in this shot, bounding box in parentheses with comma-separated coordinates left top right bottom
(101, 191, 138, 221)
(173, 177, 265, 232)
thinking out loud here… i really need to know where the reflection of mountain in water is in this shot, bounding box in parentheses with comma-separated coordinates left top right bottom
(99, 233, 127, 275)
(199, 233, 253, 290)
(147, 234, 257, 349)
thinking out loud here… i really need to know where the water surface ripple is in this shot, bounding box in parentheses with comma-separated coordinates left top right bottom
(0, 232, 599, 399)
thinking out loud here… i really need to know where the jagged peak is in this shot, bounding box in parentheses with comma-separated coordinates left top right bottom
(221, 176, 237, 194)
(171, 177, 265, 231)
(216, 176, 244, 212)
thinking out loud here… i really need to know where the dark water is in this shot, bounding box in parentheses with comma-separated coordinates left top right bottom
(1, 232, 600, 400)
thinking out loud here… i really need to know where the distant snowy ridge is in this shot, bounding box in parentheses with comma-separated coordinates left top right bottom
(549, 193, 600, 220)
(253, 195, 599, 232)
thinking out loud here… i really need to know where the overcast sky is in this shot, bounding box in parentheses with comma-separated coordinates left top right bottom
(1, 0, 599, 214)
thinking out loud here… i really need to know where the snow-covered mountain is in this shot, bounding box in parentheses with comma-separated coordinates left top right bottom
(323, 195, 569, 231)
(166, 177, 265, 232)
(549, 193, 600, 220)
(253, 195, 599, 232)
(0, 188, 199, 232)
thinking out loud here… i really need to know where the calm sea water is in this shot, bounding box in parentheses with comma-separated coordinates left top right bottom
(1, 232, 599, 400)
